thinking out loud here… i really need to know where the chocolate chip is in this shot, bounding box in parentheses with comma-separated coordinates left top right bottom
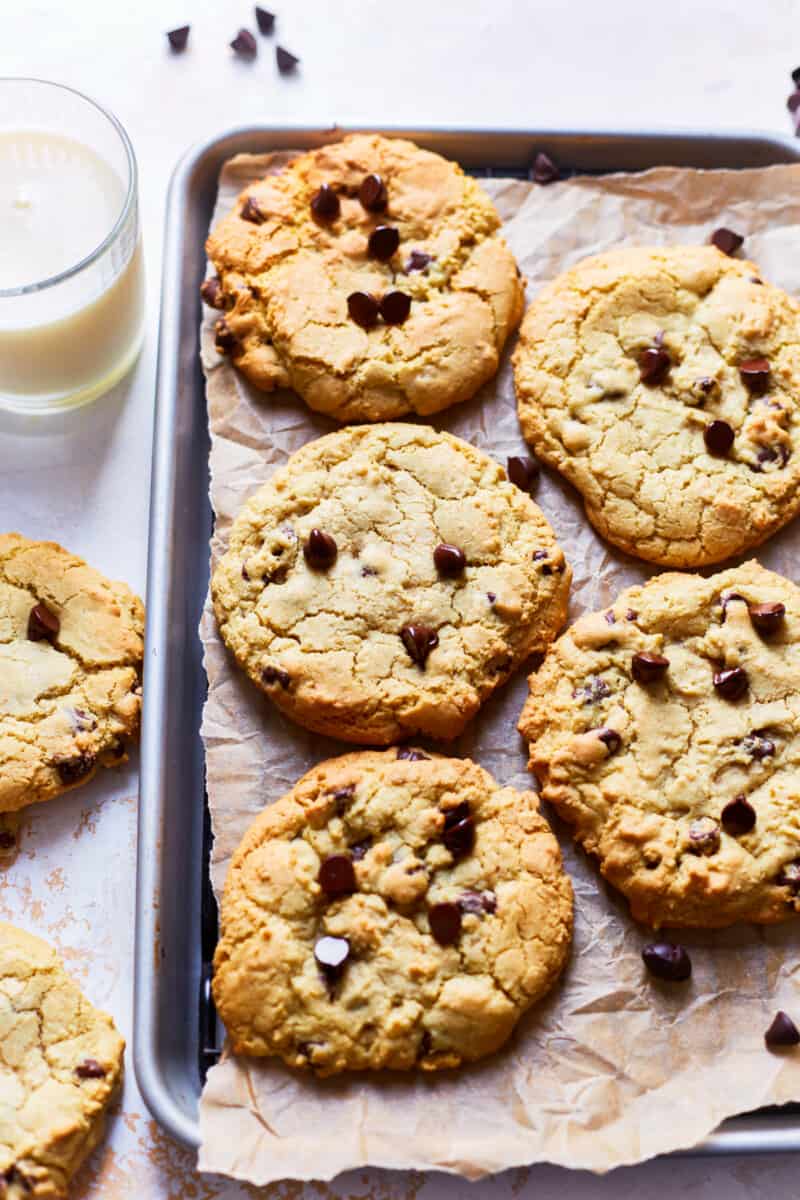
(405, 249, 432, 272)
(739, 358, 771, 394)
(397, 747, 429, 761)
(626, 609, 638, 622)
(631, 652, 669, 684)
(167, 25, 190, 52)
(604, 610, 616, 625)
(310, 184, 340, 221)
(433, 543, 466, 577)
(359, 173, 387, 212)
(241, 564, 250, 581)
(714, 666, 749, 700)
(688, 817, 720, 856)
(710, 227, 744, 256)
(261, 665, 290, 689)
(765, 1011, 800, 1048)
(573, 675, 611, 704)
(367, 225, 399, 261)
(0, 831, 16, 851)
(303, 528, 337, 569)
(214, 319, 238, 355)
(742, 732, 775, 760)
(779, 860, 800, 891)
(230, 28, 258, 57)
(200, 276, 225, 309)
(598, 728, 621, 755)
(532, 151, 560, 184)
(704, 419, 735, 457)
(347, 291, 380, 329)
(458, 890, 493, 916)
(507, 454, 540, 492)
(314, 935, 350, 979)
(721, 794, 757, 837)
(75, 1058, 106, 1079)
(400, 624, 438, 667)
(486, 592, 497, 605)
(54, 754, 95, 785)
(793, 66, 800, 86)
(255, 6, 275, 34)
(276, 46, 299, 72)
(638, 347, 671, 386)
(349, 838, 372, 860)
(789, 92, 800, 113)
(442, 802, 475, 859)
(428, 902, 462, 945)
(318, 854, 357, 898)
(756, 445, 790, 469)
(241, 195, 265, 223)
(28, 602, 59, 644)
(330, 785, 355, 816)
(749, 601, 785, 636)
(3, 1167, 31, 1191)
(641, 942, 692, 982)
(379, 291, 412, 325)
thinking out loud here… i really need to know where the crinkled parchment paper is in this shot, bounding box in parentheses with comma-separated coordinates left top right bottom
(197, 153, 800, 1182)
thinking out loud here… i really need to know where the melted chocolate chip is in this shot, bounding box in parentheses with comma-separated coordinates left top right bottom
(314, 935, 350, 979)
(368, 225, 399, 261)
(167, 25, 190, 51)
(303, 528, 337, 569)
(230, 28, 258, 57)
(405, 249, 432, 273)
(379, 291, 411, 325)
(276, 45, 299, 72)
(428, 901, 462, 945)
(359, 173, 387, 212)
(507, 454, 540, 492)
(75, 1058, 106, 1079)
(400, 624, 438, 667)
(714, 666, 749, 700)
(739, 357, 771, 394)
(330, 785, 355, 816)
(742, 732, 775, 760)
(532, 151, 560, 184)
(442, 802, 475, 859)
(638, 346, 671, 386)
(200, 276, 225, 309)
(642, 942, 692, 982)
(310, 183, 340, 221)
(241, 195, 265, 223)
(261, 665, 290, 688)
(458, 890, 496, 916)
(749, 601, 785, 636)
(214, 319, 238, 355)
(255, 6, 275, 34)
(54, 754, 95, 785)
(28, 602, 59, 644)
(704, 419, 735, 457)
(433, 543, 466, 577)
(721, 794, 756, 836)
(688, 817, 720, 856)
(573, 675, 611, 704)
(631, 652, 669, 684)
(318, 854, 357, 898)
(347, 291, 380, 328)
(397, 747, 429, 761)
(765, 1011, 800, 1048)
(598, 728, 622, 755)
(710, 227, 744, 256)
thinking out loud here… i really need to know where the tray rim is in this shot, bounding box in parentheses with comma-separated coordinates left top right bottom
(135, 122, 800, 1162)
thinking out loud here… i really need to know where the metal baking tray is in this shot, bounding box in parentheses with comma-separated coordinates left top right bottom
(135, 125, 800, 1158)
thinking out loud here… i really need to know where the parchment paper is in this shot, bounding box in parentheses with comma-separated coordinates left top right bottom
(197, 154, 800, 1181)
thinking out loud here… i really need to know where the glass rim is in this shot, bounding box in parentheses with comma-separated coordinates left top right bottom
(0, 77, 138, 299)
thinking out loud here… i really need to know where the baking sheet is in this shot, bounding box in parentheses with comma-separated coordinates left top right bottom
(197, 153, 800, 1181)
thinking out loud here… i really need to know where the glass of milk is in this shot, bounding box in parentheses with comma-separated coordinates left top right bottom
(0, 79, 145, 414)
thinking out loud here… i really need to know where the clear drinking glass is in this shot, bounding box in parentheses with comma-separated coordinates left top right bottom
(0, 78, 145, 413)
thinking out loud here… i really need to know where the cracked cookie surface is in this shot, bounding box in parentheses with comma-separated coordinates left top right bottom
(212, 749, 573, 1074)
(519, 561, 800, 928)
(0, 923, 125, 1198)
(0, 534, 144, 813)
(211, 424, 571, 744)
(204, 133, 524, 422)
(514, 245, 800, 567)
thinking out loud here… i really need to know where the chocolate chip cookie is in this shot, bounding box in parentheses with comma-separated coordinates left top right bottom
(0, 922, 125, 1197)
(0, 533, 144, 813)
(519, 560, 800, 928)
(514, 245, 800, 567)
(204, 133, 524, 422)
(212, 749, 573, 1074)
(211, 424, 571, 744)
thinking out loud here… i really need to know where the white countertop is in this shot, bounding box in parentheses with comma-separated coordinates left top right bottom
(3, 1, 800, 1195)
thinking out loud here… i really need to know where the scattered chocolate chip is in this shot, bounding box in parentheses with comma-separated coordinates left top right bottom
(347, 291, 380, 328)
(532, 151, 560, 184)
(626, 609, 638, 622)
(710, 227, 744, 256)
(397, 747, 429, 761)
(638, 346, 671, 386)
(721, 794, 757, 837)
(400, 623, 439, 667)
(255, 6, 275, 34)
(697, 376, 716, 397)
(486, 591, 497, 605)
(714, 666, 749, 700)
(261, 665, 290, 689)
(433, 543, 466, 577)
(0, 831, 16, 851)
(310, 184, 340, 221)
(200, 276, 225, 309)
(429, 901, 462, 945)
(458, 890, 493, 916)
(765, 1011, 800, 1048)
(442, 802, 475, 858)
(742, 732, 775, 760)
(405, 249, 432, 273)
(349, 838, 371, 860)
(241, 195, 266, 223)
(214, 319, 238, 355)
(749, 601, 786, 636)
(739, 357, 771, 394)
(241, 564, 250, 581)
(314, 935, 350, 979)
(276, 45, 299, 72)
(642, 942, 692, 982)
(27, 602, 59, 644)
(76, 1058, 106, 1079)
(359, 173, 388, 212)
(318, 854, 357, 898)
(367, 225, 399, 261)
(303, 528, 338, 570)
(54, 754, 95, 785)
(688, 817, 720, 856)
(704, 419, 735, 457)
(167, 25, 190, 52)
(756, 445, 790, 469)
(631, 652, 669, 684)
(507, 454, 540, 492)
(573, 675, 611, 704)
(379, 291, 412, 325)
(230, 28, 258, 57)
(598, 728, 622, 755)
